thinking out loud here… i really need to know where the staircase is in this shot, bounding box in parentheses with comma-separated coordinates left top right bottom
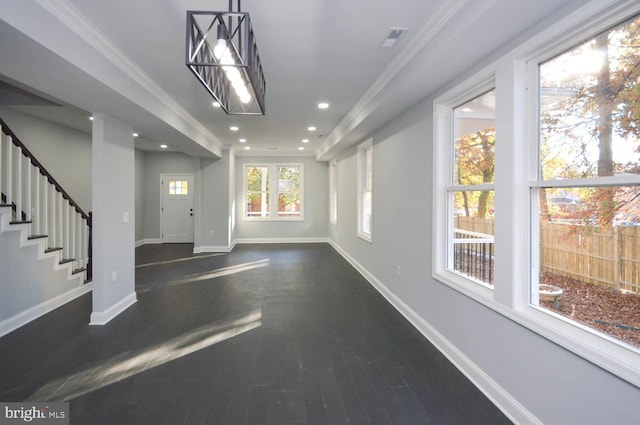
(0, 117, 92, 336)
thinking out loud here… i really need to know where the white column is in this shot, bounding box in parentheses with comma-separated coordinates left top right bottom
(90, 113, 137, 325)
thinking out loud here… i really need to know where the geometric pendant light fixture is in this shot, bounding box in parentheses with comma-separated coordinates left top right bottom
(186, 0, 266, 115)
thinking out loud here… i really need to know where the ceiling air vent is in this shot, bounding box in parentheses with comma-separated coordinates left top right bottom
(382, 27, 408, 48)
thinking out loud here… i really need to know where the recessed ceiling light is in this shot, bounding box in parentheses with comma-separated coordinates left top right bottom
(133, 132, 139, 138)
(307, 126, 317, 131)
(89, 116, 94, 121)
(230, 126, 239, 131)
(239, 138, 247, 143)
(298, 147, 305, 151)
(461, 107, 472, 113)
(244, 146, 251, 150)
(160, 144, 168, 149)
(302, 139, 309, 143)
(317, 102, 329, 109)
(212, 101, 221, 108)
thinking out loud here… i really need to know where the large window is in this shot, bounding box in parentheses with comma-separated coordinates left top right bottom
(533, 15, 640, 348)
(245, 164, 303, 220)
(329, 159, 338, 225)
(451, 90, 496, 288)
(357, 140, 373, 241)
(434, 4, 640, 385)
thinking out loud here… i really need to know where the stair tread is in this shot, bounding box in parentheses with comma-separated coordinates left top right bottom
(60, 258, 75, 265)
(28, 235, 48, 240)
(45, 247, 63, 253)
(10, 220, 33, 225)
(72, 267, 87, 274)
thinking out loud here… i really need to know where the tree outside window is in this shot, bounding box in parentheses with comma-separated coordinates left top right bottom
(536, 15, 640, 348)
(450, 89, 496, 287)
(245, 164, 303, 220)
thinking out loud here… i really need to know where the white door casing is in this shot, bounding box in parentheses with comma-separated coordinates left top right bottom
(161, 174, 194, 243)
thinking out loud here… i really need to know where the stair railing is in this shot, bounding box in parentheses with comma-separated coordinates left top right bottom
(0, 117, 92, 282)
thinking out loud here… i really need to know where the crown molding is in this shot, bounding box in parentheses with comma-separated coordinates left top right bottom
(316, 0, 469, 160)
(33, 0, 224, 155)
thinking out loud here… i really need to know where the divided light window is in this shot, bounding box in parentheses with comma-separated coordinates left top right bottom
(245, 164, 303, 220)
(433, 5, 640, 385)
(329, 159, 338, 225)
(169, 180, 189, 195)
(449, 89, 496, 288)
(357, 140, 373, 241)
(533, 15, 640, 348)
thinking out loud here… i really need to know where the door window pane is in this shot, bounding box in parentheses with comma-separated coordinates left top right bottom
(169, 180, 188, 195)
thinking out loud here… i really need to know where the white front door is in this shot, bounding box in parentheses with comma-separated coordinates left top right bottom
(161, 174, 194, 243)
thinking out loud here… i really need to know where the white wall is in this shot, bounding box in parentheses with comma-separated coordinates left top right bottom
(195, 152, 232, 251)
(0, 107, 91, 212)
(139, 151, 198, 242)
(234, 155, 329, 241)
(229, 150, 237, 244)
(0, 215, 86, 331)
(90, 113, 136, 324)
(329, 90, 640, 425)
(135, 149, 145, 243)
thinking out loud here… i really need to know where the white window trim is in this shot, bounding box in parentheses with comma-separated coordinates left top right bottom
(357, 139, 373, 242)
(433, 81, 496, 301)
(433, 0, 640, 387)
(243, 163, 304, 221)
(329, 159, 338, 225)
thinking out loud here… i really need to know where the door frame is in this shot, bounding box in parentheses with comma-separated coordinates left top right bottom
(160, 173, 195, 243)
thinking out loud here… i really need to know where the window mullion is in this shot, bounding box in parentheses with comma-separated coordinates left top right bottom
(493, 60, 528, 308)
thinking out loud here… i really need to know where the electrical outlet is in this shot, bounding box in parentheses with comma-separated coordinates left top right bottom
(112, 270, 117, 282)
(395, 265, 401, 277)
(209, 229, 214, 236)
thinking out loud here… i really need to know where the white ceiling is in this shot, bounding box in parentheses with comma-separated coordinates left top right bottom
(0, 0, 585, 159)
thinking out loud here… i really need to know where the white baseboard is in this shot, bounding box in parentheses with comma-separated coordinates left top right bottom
(328, 240, 542, 425)
(90, 292, 137, 325)
(135, 238, 162, 247)
(0, 283, 93, 338)
(235, 237, 329, 245)
(193, 237, 329, 253)
(193, 244, 234, 253)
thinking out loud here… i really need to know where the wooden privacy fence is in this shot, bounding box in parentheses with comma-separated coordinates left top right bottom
(540, 222, 640, 294)
(454, 216, 640, 294)
(454, 216, 494, 236)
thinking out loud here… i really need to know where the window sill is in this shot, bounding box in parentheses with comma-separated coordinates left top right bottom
(244, 217, 304, 222)
(432, 270, 640, 388)
(357, 232, 372, 243)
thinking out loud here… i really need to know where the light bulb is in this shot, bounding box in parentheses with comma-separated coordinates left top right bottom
(213, 39, 227, 60)
(226, 67, 241, 82)
(239, 92, 252, 104)
(236, 85, 249, 97)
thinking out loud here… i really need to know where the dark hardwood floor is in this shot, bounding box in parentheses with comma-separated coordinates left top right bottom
(0, 243, 512, 425)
